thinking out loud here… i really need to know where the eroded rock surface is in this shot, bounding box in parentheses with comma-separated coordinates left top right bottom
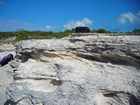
(0, 44, 15, 105)
(5, 35, 140, 105)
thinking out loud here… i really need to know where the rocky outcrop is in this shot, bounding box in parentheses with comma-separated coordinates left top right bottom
(0, 44, 15, 105)
(5, 35, 140, 105)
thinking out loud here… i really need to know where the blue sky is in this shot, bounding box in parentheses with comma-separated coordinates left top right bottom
(0, 0, 140, 32)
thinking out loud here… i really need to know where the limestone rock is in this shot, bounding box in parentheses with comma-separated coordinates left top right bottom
(6, 35, 140, 105)
(0, 44, 15, 105)
(9, 60, 19, 68)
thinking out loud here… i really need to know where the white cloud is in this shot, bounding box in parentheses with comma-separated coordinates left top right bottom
(45, 25, 52, 29)
(63, 18, 93, 29)
(137, 10, 140, 16)
(45, 25, 57, 30)
(0, 0, 5, 4)
(118, 11, 140, 25)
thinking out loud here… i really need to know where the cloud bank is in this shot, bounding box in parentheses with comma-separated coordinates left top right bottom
(63, 18, 93, 29)
(118, 10, 140, 25)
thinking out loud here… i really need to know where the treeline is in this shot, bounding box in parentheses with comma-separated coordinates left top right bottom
(0, 28, 140, 42)
(0, 30, 74, 42)
(90, 28, 140, 33)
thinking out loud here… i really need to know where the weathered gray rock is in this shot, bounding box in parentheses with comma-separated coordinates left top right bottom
(0, 44, 16, 105)
(5, 35, 140, 105)
(0, 65, 13, 105)
(9, 60, 19, 68)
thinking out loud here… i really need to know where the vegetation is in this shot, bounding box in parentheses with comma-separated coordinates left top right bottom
(133, 28, 140, 33)
(90, 28, 112, 33)
(0, 28, 139, 42)
(0, 30, 72, 42)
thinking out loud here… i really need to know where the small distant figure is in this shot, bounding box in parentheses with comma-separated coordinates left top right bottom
(0, 54, 13, 66)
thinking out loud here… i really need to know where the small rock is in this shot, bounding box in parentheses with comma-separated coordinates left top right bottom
(9, 60, 19, 68)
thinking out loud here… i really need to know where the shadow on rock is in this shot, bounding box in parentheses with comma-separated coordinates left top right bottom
(4, 100, 16, 105)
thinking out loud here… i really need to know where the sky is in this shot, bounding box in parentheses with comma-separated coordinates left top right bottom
(0, 0, 140, 32)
